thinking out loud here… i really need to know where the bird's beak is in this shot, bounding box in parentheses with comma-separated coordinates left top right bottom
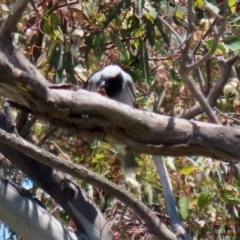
(98, 80, 107, 96)
(99, 80, 106, 89)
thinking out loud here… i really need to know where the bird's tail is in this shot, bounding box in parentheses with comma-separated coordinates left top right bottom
(115, 145, 140, 194)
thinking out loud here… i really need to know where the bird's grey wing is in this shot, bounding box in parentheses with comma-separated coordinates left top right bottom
(88, 71, 102, 92)
(122, 70, 136, 99)
(115, 144, 140, 193)
(109, 70, 135, 107)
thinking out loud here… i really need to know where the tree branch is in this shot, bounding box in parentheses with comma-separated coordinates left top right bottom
(153, 156, 188, 239)
(0, 179, 82, 240)
(0, 0, 29, 40)
(0, 54, 239, 159)
(0, 125, 177, 240)
(179, 55, 238, 119)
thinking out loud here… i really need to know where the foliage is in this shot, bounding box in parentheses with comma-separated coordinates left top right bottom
(2, 0, 240, 239)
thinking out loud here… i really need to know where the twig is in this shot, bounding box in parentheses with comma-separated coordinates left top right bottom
(193, 67, 205, 94)
(187, 0, 194, 33)
(48, 140, 71, 161)
(181, 72, 220, 123)
(187, 26, 224, 71)
(178, 0, 195, 63)
(178, 0, 224, 123)
(20, 116, 37, 137)
(153, 156, 189, 240)
(0, 0, 29, 40)
(214, 107, 240, 124)
(187, 0, 227, 72)
(192, 18, 218, 55)
(37, 126, 58, 146)
(207, 56, 237, 106)
(205, 59, 212, 96)
(157, 15, 183, 45)
(156, 89, 166, 112)
(178, 55, 238, 119)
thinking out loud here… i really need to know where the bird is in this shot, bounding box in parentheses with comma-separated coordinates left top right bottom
(88, 65, 139, 191)
(88, 65, 135, 107)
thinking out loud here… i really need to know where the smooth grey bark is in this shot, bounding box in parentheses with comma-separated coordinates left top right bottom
(154, 156, 188, 239)
(0, 179, 82, 240)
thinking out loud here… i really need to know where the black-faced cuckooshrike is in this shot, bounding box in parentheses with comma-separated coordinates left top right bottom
(88, 65, 138, 186)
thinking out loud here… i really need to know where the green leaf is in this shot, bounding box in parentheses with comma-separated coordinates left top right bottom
(194, 0, 204, 7)
(127, 15, 140, 30)
(144, 3, 157, 18)
(103, 0, 131, 27)
(139, 40, 149, 82)
(115, 16, 121, 26)
(155, 18, 170, 45)
(223, 37, 240, 52)
(120, 50, 130, 64)
(175, 11, 184, 19)
(220, 188, 240, 204)
(110, 31, 123, 51)
(173, 15, 188, 28)
(74, 155, 84, 163)
(197, 192, 211, 210)
(52, 15, 60, 29)
(179, 197, 190, 220)
(54, 43, 64, 71)
(143, 16, 155, 46)
(179, 165, 198, 175)
(48, 42, 64, 83)
(120, 28, 133, 38)
(93, 33, 105, 47)
(93, 153, 106, 160)
(206, 39, 227, 55)
(228, 0, 236, 13)
(43, 21, 53, 35)
(63, 52, 77, 84)
(170, 69, 182, 83)
(93, 48, 102, 58)
(84, 35, 93, 68)
(205, 1, 219, 14)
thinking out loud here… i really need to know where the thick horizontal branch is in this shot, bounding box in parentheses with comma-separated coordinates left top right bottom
(0, 52, 239, 160)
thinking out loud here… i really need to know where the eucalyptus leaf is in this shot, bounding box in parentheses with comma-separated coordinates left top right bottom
(103, 0, 131, 27)
(143, 16, 155, 46)
(197, 192, 211, 210)
(155, 18, 170, 45)
(139, 40, 149, 82)
(179, 197, 190, 220)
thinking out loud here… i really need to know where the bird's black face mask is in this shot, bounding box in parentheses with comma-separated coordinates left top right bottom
(99, 73, 123, 98)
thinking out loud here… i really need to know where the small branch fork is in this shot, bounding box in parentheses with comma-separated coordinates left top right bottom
(158, 0, 230, 123)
